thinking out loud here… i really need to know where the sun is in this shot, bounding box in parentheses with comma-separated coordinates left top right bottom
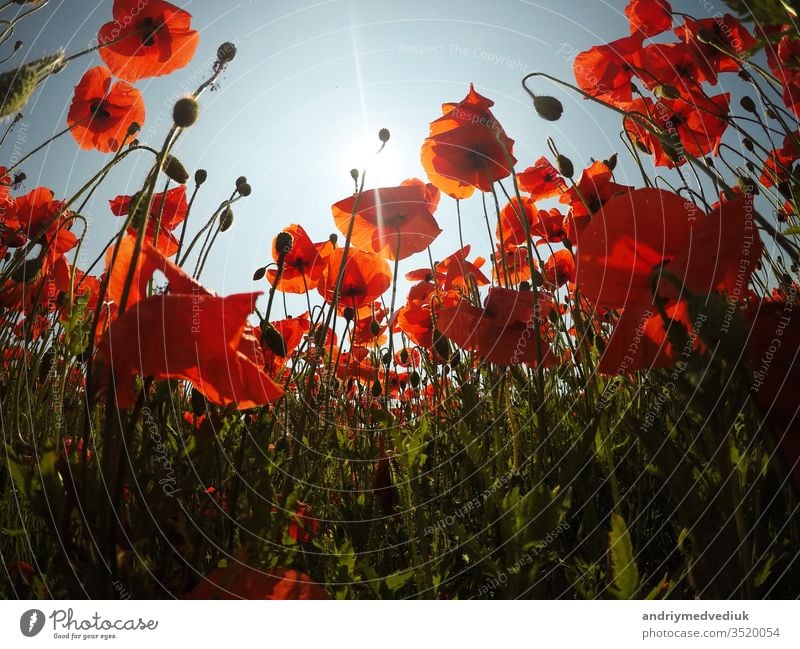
(340, 130, 406, 187)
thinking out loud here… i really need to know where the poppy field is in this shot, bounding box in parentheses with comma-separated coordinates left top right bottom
(1, 0, 800, 601)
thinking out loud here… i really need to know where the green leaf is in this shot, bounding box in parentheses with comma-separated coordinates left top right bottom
(385, 570, 414, 593)
(783, 226, 800, 236)
(609, 513, 639, 599)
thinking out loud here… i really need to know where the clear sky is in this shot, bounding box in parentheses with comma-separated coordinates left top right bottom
(8, 0, 750, 318)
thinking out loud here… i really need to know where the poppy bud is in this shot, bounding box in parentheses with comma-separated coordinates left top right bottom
(766, 108, 777, 120)
(450, 349, 461, 366)
(655, 84, 680, 100)
(519, 280, 531, 291)
(343, 306, 355, 321)
(603, 153, 618, 171)
(127, 122, 141, 137)
(370, 320, 381, 336)
(219, 207, 234, 231)
(162, 154, 189, 184)
(742, 138, 754, 152)
(432, 329, 449, 360)
(195, 169, 208, 185)
(378, 128, 390, 143)
(739, 96, 757, 114)
(329, 233, 338, 245)
(532, 94, 563, 121)
(237, 182, 252, 197)
(173, 96, 199, 128)
(217, 42, 237, 64)
(556, 154, 574, 178)
(371, 380, 382, 397)
(737, 176, 758, 196)
(235, 175, 248, 187)
(275, 231, 294, 256)
(382, 352, 391, 365)
(10, 254, 43, 283)
(399, 348, 409, 364)
(350, 168, 359, 181)
(261, 321, 287, 356)
(252, 266, 266, 281)
(0, 52, 65, 119)
(191, 388, 207, 416)
(410, 371, 420, 388)
(745, 160, 755, 173)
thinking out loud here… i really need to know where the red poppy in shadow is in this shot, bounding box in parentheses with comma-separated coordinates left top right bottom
(185, 565, 328, 600)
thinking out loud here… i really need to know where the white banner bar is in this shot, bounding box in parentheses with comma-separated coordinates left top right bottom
(1, 600, 798, 648)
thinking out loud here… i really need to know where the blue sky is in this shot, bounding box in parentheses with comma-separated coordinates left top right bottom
(8, 0, 753, 317)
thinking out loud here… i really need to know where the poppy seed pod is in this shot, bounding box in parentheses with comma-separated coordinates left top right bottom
(235, 175, 247, 187)
(217, 42, 237, 64)
(275, 231, 294, 256)
(343, 306, 355, 321)
(173, 96, 199, 128)
(378, 128, 390, 143)
(532, 95, 563, 121)
(350, 168, 359, 181)
(162, 154, 189, 184)
(126, 122, 141, 137)
(409, 371, 420, 388)
(195, 169, 208, 185)
(328, 233, 338, 245)
(237, 182, 252, 197)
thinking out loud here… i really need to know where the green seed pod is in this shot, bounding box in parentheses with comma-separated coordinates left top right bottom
(0, 52, 65, 119)
(533, 95, 563, 121)
(162, 154, 189, 184)
(556, 154, 574, 178)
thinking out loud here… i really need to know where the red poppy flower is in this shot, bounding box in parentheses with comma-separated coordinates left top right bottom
(625, 0, 672, 37)
(421, 84, 516, 199)
(288, 502, 319, 543)
(761, 134, 800, 188)
(624, 93, 730, 167)
(185, 566, 328, 600)
(573, 34, 644, 107)
(267, 224, 330, 293)
(543, 249, 576, 290)
(493, 244, 534, 285)
(633, 43, 711, 94)
(318, 247, 392, 310)
(517, 157, 565, 200)
(560, 160, 631, 222)
(67, 66, 145, 153)
(261, 313, 310, 375)
(496, 197, 537, 247)
(533, 207, 568, 243)
(97, 0, 199, 82)
(674, 15, 756, 79)
(99, 242, 282, 409)
(437, 287, 555, 366)
(576, 188, 763, 373)
(395, 281, 437, 348)
(110, 186, 188, 256)
(331, 179, 441, 260)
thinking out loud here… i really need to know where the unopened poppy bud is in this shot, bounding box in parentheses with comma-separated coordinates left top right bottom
(655, 84, 681, 100)
(235, 175, 247, 187)
(556, 154, 574, 178)
(603, 153, 618, 171)
(410, 371, 420, 388)
(737, 175, 758, 195)
(382, 352, 391, 365)
(738, 70, 751, 82)
(217, 42, 237, 64)
(399, 348, 409, 364)
(433, 330, 449, 360)
(371, 380, 382, 397)
(252, 266, 266, 281)
(195, 169, 207, 185)
(742, 138, 754, 152)
(450, 349, 461, 366)
(261, 321, 287, 357)
(519, 280, 531, 291)
(127, 122, 141, 137)
(378, 128, 390, 143)
(532, 95, 563, 121)
(350, 168, 359, 181)
(370, 320, 381, 336)
(162, 154, 189, 184)
(173, 96, 199, 127)
(219, 207, 234, 231)
(343, 306, 355, 321)
(275, 231, 294, 256)
(531, 269, 544, 287)
(745, 160, 755, 173)
(237, 182, 252, 197)
(329, 233, 338, 245)
(740, 96, 757, 113)
(0, 52, 64, 119)
(766, 108, 777, 120)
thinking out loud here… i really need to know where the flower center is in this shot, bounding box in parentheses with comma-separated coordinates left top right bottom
(140, 17, 162, 46)
(89, 100, 110, 120)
